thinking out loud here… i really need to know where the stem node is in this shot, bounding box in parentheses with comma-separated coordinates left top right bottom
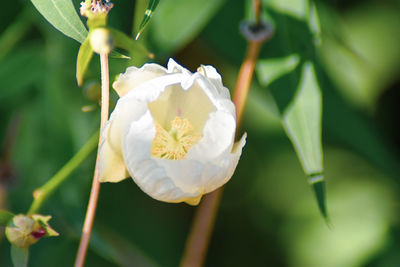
(32, 189, 42, 199)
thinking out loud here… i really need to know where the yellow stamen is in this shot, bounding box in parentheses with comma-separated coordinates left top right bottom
(151, 117, 202, 160)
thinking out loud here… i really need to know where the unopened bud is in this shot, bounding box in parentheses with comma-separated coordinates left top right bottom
(5, 214, 58, 248)
(5, 215, 41, 248)
(90, 28, 113, 54)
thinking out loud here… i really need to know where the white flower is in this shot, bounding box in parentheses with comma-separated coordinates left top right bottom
(98, 59, 246, 205)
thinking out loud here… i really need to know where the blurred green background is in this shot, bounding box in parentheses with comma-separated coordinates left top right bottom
(1, 0, 400, 266)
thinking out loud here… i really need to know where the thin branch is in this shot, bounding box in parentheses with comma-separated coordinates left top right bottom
(233, 40, 264, 132)
(253, 0, 262, 26)
(180, 189, 223, 267)
(27, 132, 98, 215)
(75, 53, 109, 267)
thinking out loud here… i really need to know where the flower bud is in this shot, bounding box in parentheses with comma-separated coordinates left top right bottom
(5, 214, 58, 248)
(90, 28, 113, 54)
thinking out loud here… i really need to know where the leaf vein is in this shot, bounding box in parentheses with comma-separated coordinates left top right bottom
(50, 0, 86, 40)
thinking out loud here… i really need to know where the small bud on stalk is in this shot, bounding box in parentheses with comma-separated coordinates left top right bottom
(90, 28, 113, 54)
(5, 214, 58, 248)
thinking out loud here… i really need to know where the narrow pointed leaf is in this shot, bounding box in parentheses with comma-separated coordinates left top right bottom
(76, 38, 94, 86)
(0, 210, 14, 226)
(135, 0, 160, 40)
(306, 1, 322, 45)
(309, 175, 329, 222)
(110, 50, 131, 59)
(11, 245, 29, 267)
(257, 54, 300, 86)
(282, 62, 327, 219)
(30, 0, 88, 43)
(283, 62, 323, 174)
(110, 28, 151, 58)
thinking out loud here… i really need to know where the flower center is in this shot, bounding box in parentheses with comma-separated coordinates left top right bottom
(151, 117, 202, 160)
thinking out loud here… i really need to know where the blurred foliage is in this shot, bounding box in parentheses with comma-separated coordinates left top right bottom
(0, 0, 400, 266)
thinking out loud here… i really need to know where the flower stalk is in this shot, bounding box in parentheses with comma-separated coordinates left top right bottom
(180, 188, 223, 267)
(27, 132, 98, 215)
(233, 39, 265, 132)
(75, 53, 110, 267)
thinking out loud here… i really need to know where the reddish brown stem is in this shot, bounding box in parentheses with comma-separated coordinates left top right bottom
(75, 53, 109, 267)
(233, 40, 263, 132)
(253, 0, 262, 26)
(180, 189, 223, 267)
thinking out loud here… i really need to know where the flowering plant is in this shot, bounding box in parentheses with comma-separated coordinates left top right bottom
(98, 59, 246, 205)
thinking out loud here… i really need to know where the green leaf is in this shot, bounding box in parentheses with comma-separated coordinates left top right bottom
(76, 38, 94, 86)
(109, 28, 151, 59)
(11, 245, 29, 267)
(282, 62, 327, 219)
(0, 210, 14, 226)
(283, 62, 322, 174)
(110, 50, 131, 59)
(257, 54, 300, 86)
(318, 4, 400, 109)
(306, 1, 321, 45)
(265, 0, 307, 19)
(310, 175, 329, 221)
(149, 0, 226, 53)
(30, 0, 88, 43)
(135, 0, 160, 40)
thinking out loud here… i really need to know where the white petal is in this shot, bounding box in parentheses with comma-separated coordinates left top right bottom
(98, 122, 129, 182)
(193, 73, 236, 117)
(107, 97, 147, 153)
(154, 158, 205, 194)
(125, 74, 187, 103)
(167, 58, 192, 76)
(198, 65, 231, 99)
(202, 133, 247, 193)
(98, 98, 147, 182)
(147, 81, 216, 134)
(187, 111, 236, 161)
(121, 110, 201, 203)
(113, 63, 167, 97)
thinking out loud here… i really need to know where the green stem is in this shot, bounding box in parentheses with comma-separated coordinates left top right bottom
(27, 132, 99, 215)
